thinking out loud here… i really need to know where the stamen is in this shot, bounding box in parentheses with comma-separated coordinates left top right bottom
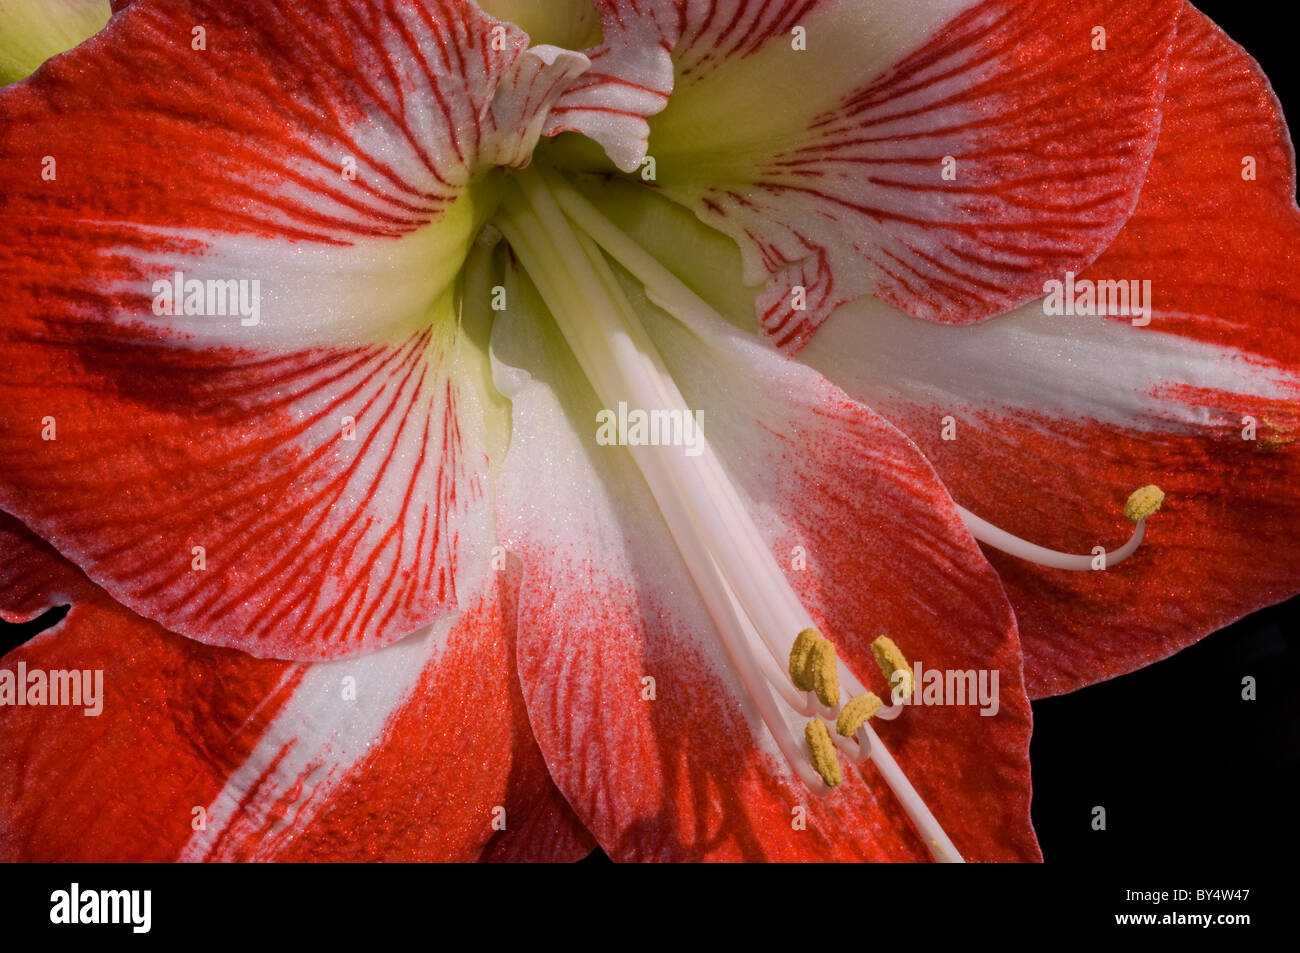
(953, 484, 1166, 571)
(871, 635, 913, 701)
(837, 692, 883, 737)
(805, 719, 843, 788)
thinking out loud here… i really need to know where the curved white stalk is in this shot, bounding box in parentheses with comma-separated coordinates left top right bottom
(955, 505, 1146, 570)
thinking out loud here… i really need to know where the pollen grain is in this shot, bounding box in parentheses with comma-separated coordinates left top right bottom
(810, 637, 840, 707)
(805, 719, 842, 788)
(1123, 485, 1165, 522)
(789, 628, 821, 692)
(872, 635, 912, 700)
(837, 692, 883, 737)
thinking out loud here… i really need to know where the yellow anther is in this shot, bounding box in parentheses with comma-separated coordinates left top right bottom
(788, 628, 821, 691)
(809, 637, 840, 707)
(871, 635, 912, 700)
(837, 692, 883, 737)
(805, 719, 842, 788)
(1123, 484, 1165, 522)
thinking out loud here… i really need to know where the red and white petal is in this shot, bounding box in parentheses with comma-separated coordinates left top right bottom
(634, 0, 1179, 351)
(0, 510, 590, 861)
(477, 559, 600, 863)
(0, 0, 592, 658)
(490, 266, 1037, 861)
(544, 0, 681, 173)
(0, 305, 498, 660)
(485, 43, 593, 169)
(801, 4, 1300, 696)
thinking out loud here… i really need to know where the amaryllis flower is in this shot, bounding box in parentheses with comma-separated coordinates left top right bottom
(0, 0, 1296, 863)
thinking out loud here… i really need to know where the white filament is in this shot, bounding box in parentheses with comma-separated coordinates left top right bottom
(956, 505, 1146, 571)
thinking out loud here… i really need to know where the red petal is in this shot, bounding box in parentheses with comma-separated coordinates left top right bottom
(640, 0, 1180, 350)
(1075, 4, 1300, 365)
(478, 561, 598, 863)
(0, 511, 589, 860)
(1, 512, 291, 861)
(224, 577, 594, 863)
